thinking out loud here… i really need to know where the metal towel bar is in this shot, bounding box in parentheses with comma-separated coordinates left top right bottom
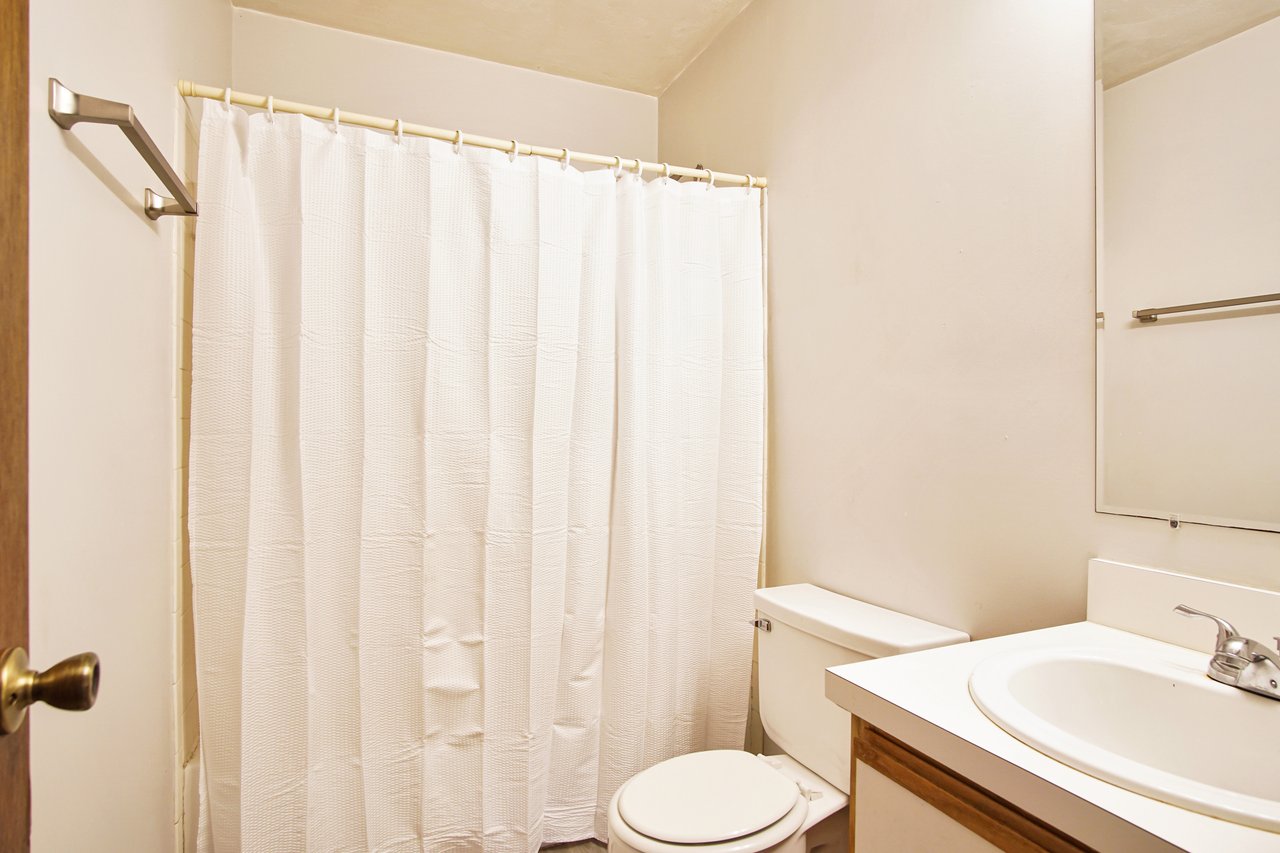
(1132, 292, 1280, 323)
(47, 78, 196, 220)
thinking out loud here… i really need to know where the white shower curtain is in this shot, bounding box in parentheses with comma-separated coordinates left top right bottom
(189, 104, 764, 853)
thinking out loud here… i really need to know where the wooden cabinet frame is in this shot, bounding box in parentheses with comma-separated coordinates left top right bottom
(0, 0, 29, 847)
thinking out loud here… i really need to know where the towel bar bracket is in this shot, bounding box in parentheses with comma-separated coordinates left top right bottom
(47, 78, 197, 220)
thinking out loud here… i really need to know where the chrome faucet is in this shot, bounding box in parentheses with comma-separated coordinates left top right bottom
(1174, 605, 1280, 701)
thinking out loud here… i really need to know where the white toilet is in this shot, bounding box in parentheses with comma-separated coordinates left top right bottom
(607, 583, 969, 853)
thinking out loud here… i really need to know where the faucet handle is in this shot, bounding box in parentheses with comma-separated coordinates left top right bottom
(1173, 605, 1241, 650)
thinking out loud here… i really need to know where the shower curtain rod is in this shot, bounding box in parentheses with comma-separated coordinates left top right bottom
(177, 81, 769, 188)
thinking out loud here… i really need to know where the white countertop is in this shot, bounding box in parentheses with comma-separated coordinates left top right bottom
(825, 621, 1280, 853)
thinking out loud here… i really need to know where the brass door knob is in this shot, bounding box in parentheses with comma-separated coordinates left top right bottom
(0, 647, 100, 735)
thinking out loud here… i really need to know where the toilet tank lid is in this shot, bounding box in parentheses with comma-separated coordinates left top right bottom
(754, 583, 969, 657)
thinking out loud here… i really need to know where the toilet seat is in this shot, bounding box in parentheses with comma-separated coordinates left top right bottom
(609, 751, 810, 853)
(619, 750, 801, 843)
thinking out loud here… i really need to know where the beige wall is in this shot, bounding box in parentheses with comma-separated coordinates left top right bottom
(232, 9, 659, 162)
(658, 0, 1280, 640)
(1100, 16, 1280, 530)
(28, 1, 231, 852)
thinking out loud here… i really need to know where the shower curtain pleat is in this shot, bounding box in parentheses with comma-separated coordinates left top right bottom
(706, 193, 766, 746)
(419, 144, 490, 850)
(190, 105, 763, 853)
(542, 173, 616, 841)
(357, 128, 432, 850)
(298, 108, 371, 853)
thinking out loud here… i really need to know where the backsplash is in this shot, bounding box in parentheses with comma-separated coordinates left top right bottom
(1087, 558, 1280, 652)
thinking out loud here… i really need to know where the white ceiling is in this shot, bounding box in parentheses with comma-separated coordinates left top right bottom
(232, 0, 755, 95)
(1100, 0, 1280, 88)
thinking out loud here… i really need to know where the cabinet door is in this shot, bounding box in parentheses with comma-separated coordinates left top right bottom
(850, 718, 1094, 853)
(855, 758, 1003, 853)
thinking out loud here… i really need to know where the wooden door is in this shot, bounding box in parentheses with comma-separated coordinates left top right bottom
(0, 0, 29, 848)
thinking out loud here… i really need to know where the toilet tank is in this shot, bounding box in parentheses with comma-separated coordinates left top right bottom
(754, 583, 968, 795)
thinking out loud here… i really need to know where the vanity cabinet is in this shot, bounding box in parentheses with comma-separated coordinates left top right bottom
(849, 718, 1094, 853)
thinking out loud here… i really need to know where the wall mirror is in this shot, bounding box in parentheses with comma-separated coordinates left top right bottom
(1096, 1, 1280, 533)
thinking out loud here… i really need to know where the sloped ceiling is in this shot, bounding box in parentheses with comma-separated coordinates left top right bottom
(232, 0, 755, 95)
(1100, 0, 1280, 87)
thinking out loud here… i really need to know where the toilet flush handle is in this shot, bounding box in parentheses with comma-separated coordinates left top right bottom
(752, 618, 771, 632)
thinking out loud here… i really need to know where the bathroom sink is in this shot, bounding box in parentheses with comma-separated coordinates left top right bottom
(969, 646, 1280, 832)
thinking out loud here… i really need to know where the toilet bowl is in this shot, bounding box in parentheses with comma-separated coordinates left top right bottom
(606, 583, 969, 852)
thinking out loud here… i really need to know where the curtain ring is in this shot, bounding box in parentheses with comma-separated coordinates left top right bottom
(633, 159, 645, 179)
(394, 118, 403, 144)
(660, 162, 671, 181)
(453, 130, 464, 155)
(331, 106, 341, 133)
(265, 95, 274, 122)
(745, 174, 755, 192)
(704, 168, 714, 190)
(612, 156, 623, 179)
(509, 139, 520, 163)
(561, 147, 572, 171)
(222, 87, 232, 111)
